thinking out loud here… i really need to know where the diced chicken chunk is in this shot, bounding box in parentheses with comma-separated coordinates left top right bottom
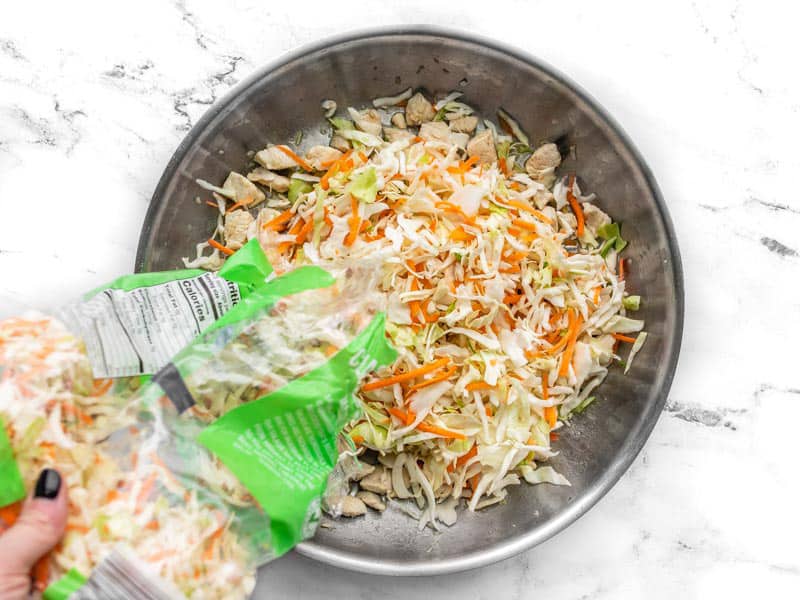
(304, 145, 343, 171)
(254, 146, 299, 170)
(350, 462, 376, 482)
(466, 129, 497, 165)
(356, 490, 386, 511)
(350, 108, 383, 137)
(247, 168, 290, 193)
(330, 495, 367, 517)
(390, 112, 407, 129)
(405, 92, 436, 126)
(419, 121, 451, 143)
(583, 203, 611, 233)
(383, 127, 414, 143)
(330, 134, 350, 153)
(525, 143, 562, 187)
(449, 115, 478, 134)
(223, 209, 254, 250)
(223, 171, 266, 206)
(526, 142, 561, 172)
(358, 466, 392, 495)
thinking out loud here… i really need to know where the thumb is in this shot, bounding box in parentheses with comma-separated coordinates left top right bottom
(0, 469, 67, 597)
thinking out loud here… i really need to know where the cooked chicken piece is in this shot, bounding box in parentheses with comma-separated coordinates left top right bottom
(583, 203, 612, 232)
(466, 129, 497, 165)
(222, 171, 266, 206)
(390, 112, 407, 129)
(350, 108, 383, 137)
(305, 145, 343, 171)
(246, 168, 290, 193)
(419, 121, 451, 143)
(449, 115, 478, 134)
(525, 142, 561, 173)
(358, 466, 391, 495)
(254, 146, 298, 171)
(329, 495, 367, 517)
(405, 92, 436, 126)
(350, 462, 376, 482)
(525, 142, 562, 187)
(383, 127, 415, 143)
(223, 209, 254, 250)
(356, 490, 386, 512)
(330, 134, 350, 153)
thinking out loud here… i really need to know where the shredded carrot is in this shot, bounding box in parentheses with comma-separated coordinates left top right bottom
(344, 196, 360, 247)
(449, 226, 474, 242)
(358, 151, 368, 162)
(417, 421, 467, 440)
(388, 407, 415, 426)
(135, 472, 158, 511)
(207, 238, 234, 256)
(55, 400, 93, 425)
(202, 526, 225, 561)
(566, 175, 585, 237)
(66, 522, 91, 533)
(205, 200, 218, 209)
(351, 434, 365, 445)
(362, 357, 450, 391)
(276, 145, 313, 171)
(320, 161, 340, 190)
(261, 209, 293, 231)
(145, 520, 160, 531)
(484, 402, 494, 417)
(450, 445, 478, 472)
(226, 200, 245, 213)
(500, 198, 554, 224)
(558, 310, 583, 378)
(593, 286, 601, 305)
(92, 378, 113, 396)
(468, 473, 482, 491)
(503, 293, 523, 305)
(511, 218, 541, 233)
(619, 257, 626, 280)
(498, 157, 508, 175)
(550, 432, 560, 441)
(541, 371, 550, 400)
(499, 264, 520, 274)
(544, 405, 557, 428)
(148, 549, 179, 562)
(407, 366, 457, 393)
(612, 333, 636, 343)
(295, 218, 314, 244)
(465, 381, 494, 394)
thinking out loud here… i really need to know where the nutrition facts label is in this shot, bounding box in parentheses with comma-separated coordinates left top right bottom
(59, 272, 240, 378)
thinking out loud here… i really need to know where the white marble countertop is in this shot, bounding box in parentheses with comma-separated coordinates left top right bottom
(2, 1, 799, 597)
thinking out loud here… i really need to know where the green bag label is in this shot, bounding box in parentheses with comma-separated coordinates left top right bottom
(198, 312, 396, 556)
(43, 568, 87, 600)
(57, 239, 273, 378)
(0, 416, 26, 508)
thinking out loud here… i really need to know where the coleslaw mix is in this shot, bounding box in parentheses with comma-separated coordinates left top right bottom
(195, 89, 647, 527)
(0, 242, 395, 599)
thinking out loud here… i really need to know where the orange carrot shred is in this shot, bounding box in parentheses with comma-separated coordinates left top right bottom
(567, 174, 585, 237)
(612, 333, 637, 343)
(207, 238, 234, 256)
(362, 358, 450, 392)
(262, 209, 293, 231)
(541, 371, 550, 400)
(276, 145, 313, 171)
(544, 405, 557, 428)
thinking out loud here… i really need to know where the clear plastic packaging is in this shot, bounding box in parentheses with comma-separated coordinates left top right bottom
(0, 255, 395, 599)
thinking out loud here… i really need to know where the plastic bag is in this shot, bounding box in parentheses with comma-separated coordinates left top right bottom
(0, 247, 396, 599)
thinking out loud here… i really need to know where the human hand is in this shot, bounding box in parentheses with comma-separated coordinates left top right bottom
(0, 469, 67, 599)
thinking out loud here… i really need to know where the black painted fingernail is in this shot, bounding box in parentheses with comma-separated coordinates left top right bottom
(34, 469, 61, 499)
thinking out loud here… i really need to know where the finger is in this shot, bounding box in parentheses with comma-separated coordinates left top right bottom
(0, 469, 68, 582)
